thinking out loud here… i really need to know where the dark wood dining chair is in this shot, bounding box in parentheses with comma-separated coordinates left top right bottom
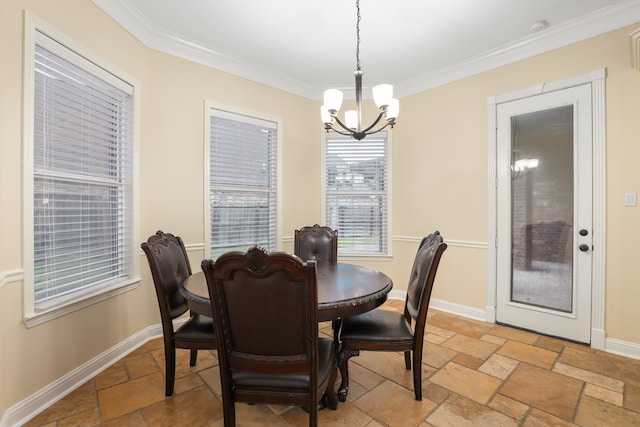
(294, 224, 338, 263)
(141, 230, 216, 396)
(201, 246, 338, 427)
(337, 231, 447, 402)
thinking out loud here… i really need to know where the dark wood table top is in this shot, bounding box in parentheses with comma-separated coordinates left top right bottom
(179, 262, 393, 322)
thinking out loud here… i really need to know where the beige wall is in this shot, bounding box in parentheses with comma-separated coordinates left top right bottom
(2, 0, 640, 419)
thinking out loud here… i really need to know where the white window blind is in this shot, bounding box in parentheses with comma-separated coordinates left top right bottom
(325, 134, 389, 255)
(32, 31, 134, 307)
(208, 110, 277, 259)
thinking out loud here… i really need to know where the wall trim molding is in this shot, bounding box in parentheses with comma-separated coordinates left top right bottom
(0, 269, 23, 290)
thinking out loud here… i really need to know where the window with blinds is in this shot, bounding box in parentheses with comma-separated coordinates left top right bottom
(30, 30, 134, 308)
(325, 134, 389, 255)
(207, 109, 278, 259)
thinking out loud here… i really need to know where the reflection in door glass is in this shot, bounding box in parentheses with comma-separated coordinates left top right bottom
(510, 106, 574, 313)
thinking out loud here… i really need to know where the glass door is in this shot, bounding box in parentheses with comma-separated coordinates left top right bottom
(496, 84, 592, 344)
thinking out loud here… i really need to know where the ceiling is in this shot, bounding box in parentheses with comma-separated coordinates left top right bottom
(93, 0, 640, 99)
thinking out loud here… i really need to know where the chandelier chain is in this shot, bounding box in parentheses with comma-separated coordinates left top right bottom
(356, 0, 361, 72)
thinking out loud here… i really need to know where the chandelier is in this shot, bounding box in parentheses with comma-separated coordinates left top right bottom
(320, 0, 399, 141)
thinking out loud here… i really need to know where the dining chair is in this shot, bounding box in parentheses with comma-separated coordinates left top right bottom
(337, 231, 447, 402)
(141, 230, 216, 396)
(294, 224, 338, 263)
(201, 246, 338, 427)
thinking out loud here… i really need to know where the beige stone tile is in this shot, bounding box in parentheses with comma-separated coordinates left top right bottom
(102, 410, 148, 426)
(427, 315, 492, 339)
(522, 408, 578, 426)
(423, 342, 458, 369)
(98, 372, 167, 421)
(452, 352, 484, 370)
(95, 365, 130, 390)
(57, 407, 100, 427)
(478, 353, 519, 380)
(500, 363, 582, 421)
(442, 334, 499, 360)
(23, 381, 97, 426)
(346, 356, 386, 392)
(424, 323, 456, 340)
(129, 338, 164, 356)
(553, 362, 624, 392)
(489, 394, 529, 421)
(488, 324, 538, 344)
(353, 381, 437, 427)
(174, 372, 205, 394)
(422, 380, 451, 404)
(559, 347, 640, 386)
(427, 393, 520, 426)
(199, 365, 222, 398)
(584, 383, 624, 406)
(206, 403, 287, 426)
(497, 340, 558, 369)
(143, 386, 223, 426)
(480, 334, 508, 346)
(125, 352, 160, 379)
(351, 351, 414, 390)
(429, 362, 502, 404)
(425, 332, 448, 345)
(575, 395, 640, 426)
(626, 382, 640, 412)
(282, 401, 373, 427)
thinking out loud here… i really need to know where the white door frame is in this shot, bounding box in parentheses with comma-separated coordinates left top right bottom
(486, 69, 607, 349)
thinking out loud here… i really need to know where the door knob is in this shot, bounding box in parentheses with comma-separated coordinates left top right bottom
(579, 244, 590, 252)
(579, 229, 589, 236)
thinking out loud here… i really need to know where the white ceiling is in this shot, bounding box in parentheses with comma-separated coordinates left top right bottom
(93, 0, 640, 99)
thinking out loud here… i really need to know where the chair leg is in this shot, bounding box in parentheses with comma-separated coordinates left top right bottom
(412, 349, 422, 401)
(325, 360, 339, 410)
(165, 345, 176, 396)
(337, 348, 359, 402)
(189, 349, 198, 366)
(404, 350, 411, 370)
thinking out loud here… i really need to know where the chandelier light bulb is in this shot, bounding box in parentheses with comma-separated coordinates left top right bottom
(323, 89, 344, 112)
(372, 84, 393, 108)
(386, 98, 399, 120)
(345, 110, 358, 129)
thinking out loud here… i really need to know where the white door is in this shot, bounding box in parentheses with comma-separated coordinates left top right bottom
(496, 84, 593, 344)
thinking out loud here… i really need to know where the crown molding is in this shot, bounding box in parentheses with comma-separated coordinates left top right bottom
(93, 0, 640, 100)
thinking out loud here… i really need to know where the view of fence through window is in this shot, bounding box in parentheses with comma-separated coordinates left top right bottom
(208, 111, 277, 259)
(325, 134, 388, 255)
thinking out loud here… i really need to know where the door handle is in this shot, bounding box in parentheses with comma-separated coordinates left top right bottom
(579, 229, 589, 236)
(579, 244, 590, 252)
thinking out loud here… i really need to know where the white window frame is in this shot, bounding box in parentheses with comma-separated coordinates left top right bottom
(204, 101, 282, 258)
(22, 13, 140, 327)
(322, 132, 392, 259)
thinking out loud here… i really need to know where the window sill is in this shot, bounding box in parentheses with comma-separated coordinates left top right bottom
(24, 278, 140, 328)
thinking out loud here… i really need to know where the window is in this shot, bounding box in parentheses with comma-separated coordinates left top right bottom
(206, 106, 279, 259)
(324, 134, 390, 256)
(23, 20, 137, 325)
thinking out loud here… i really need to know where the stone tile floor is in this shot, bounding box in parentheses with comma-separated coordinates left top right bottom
(23, 300, 640, 426)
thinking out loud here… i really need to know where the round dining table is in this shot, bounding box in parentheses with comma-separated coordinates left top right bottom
(178, 262, 393, 323)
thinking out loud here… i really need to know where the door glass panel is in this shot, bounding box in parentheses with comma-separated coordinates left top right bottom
(510, 105, 573, 312)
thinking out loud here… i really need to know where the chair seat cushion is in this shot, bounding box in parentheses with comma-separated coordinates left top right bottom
(174, 314, 215, 342)
(233, 338, 334, 389)
(341, 309, 414, 344)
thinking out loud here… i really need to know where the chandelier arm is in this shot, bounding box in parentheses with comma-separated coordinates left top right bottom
(359, 111, 386, 134)
(331, 115, 358, 134)
(325, 124, 359, 137)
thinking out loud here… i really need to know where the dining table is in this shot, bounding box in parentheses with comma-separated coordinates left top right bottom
(178, 261, 393, 323)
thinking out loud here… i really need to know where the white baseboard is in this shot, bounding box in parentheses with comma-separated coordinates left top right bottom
(1, 323, 164, 427)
